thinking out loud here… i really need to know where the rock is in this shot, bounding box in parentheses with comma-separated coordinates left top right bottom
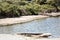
(39, 33, 52, 38)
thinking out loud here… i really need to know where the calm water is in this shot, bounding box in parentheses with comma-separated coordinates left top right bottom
(0, 17, 60, 38)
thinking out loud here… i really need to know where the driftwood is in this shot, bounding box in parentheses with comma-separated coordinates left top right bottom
(17, 33, 52, 38)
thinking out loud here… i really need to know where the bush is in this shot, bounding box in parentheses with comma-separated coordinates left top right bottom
(0, 2, 20, 18)
(24, 3, 41, 15)
(0, 0, 60, 18)
(39, 4, 56, 13)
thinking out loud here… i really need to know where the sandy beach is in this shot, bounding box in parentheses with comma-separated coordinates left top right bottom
(0, 34, 60, 40)
(0, 15, 49, 26)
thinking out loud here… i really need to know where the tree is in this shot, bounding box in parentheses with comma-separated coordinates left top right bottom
(47, 0, 60, 12)
(32, 0, 47, 4)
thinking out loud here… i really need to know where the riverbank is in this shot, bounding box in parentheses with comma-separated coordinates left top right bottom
(0, 12, 60, 26)
(0, 15, 49, 26)
(43, 12, 60, 17)
(0, 34, 60, 40)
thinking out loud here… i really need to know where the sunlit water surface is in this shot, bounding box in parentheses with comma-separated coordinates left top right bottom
(0, 17, 60, 38)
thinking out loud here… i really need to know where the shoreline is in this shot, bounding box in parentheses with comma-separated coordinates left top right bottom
(0, 34, 60, 40)
(43, 12, 60, 17)
(0, 15, 49, 26)
(0, 12, 60, 26)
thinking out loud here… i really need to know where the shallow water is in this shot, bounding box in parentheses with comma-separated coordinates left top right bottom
(0, 17, 60, 38)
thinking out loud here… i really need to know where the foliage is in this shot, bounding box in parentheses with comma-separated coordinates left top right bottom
(0, 0, 60, 18)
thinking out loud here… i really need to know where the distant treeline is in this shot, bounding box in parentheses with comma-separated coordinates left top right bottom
(0, 0, 60, 18)
(0, 0, 21, 2)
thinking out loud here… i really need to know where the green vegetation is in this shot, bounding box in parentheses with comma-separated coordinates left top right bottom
(0, 0, 60, 18)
